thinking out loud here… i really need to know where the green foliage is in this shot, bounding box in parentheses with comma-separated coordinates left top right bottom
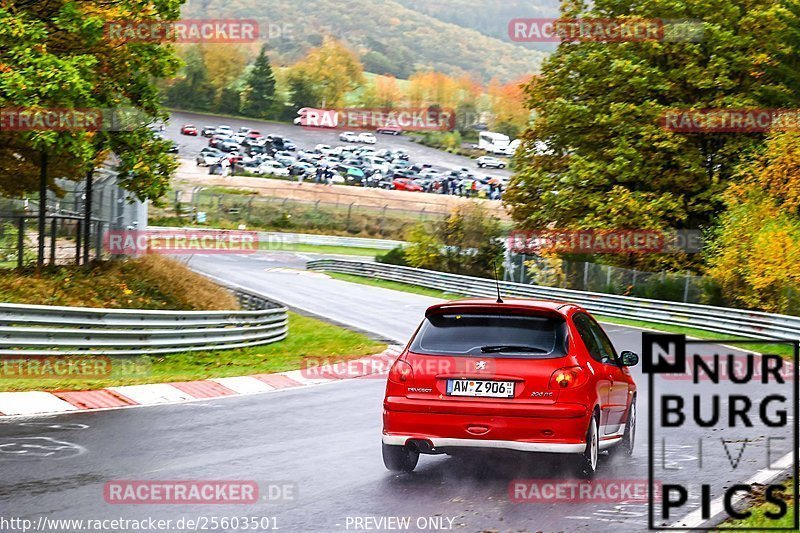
(505, 0, 800, 266)
(164, 46, 215, 111)
(376, 245, 409, 266)
(241, 45, 277, 119)
(705, 129, 800, 314)
(0, 0, 183, 202)
(405, 203, 504, 277)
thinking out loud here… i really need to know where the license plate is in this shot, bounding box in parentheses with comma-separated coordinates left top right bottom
(446, 379, 515, 398)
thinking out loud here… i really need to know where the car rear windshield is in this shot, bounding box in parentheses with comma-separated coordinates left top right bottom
(409, 313, 568, 357)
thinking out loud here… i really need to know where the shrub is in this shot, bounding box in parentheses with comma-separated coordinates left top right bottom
(376, 246, 409, 266)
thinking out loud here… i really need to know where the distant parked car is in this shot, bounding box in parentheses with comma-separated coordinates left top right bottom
(376, 125, 403, 135)
(201, 126, 216, 137)
(180, 124, 198, 136)
(219, 140, 239, 152)
(257, 160, 290, 177)
(394, 149, 409, 160)
(283, 138, 297, 151)
(476, 156, 506, 169)
(216, 125, 233, 136)
(358, 132, 377, 144)
(339, 131, 359, 142)
(196, 148, 224, 166)
(392, 178, 423, 192)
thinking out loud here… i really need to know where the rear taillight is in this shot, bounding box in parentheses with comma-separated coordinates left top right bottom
(549, 366, 587, 389)
(388, 360, 414, 384)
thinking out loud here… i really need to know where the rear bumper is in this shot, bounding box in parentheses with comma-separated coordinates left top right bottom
(382, 434, 585, 454)
(383, 401, 593, 453)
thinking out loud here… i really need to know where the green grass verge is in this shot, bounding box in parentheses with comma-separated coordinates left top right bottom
(724, 478, 795, 529)
(261, 243, 388, 257)
(0, 312, 386, 392)
(326, 272, 461, 299)
(322, 271, 795, 357)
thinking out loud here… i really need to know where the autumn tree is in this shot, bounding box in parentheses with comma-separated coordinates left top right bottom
(287, 37, 364, 108)
(165, 45, 215, 111)
(505, 0, 800, 243)
(202, 43, 249, 106)
(405, 203, 504, 277)
(706, 131, 800, 313)
(0, 0, 183, 201)
(487, 76, 531, 138)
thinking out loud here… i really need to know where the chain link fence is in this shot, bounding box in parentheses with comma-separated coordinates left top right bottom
(503, 253, 711, 304)
(0, 167, 146, 268)
(151, 188, 447, 240)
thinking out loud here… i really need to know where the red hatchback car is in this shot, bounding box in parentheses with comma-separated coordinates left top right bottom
(382, 299, 638, 477)
(180, 124, 198, 136)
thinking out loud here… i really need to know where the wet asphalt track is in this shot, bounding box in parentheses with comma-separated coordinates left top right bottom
(0, 252, 794, 532)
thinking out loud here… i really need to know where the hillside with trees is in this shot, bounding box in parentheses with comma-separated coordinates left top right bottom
(181, 0, 546, 82)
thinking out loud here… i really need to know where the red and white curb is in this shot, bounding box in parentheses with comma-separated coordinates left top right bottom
(0, 347, 401, 418)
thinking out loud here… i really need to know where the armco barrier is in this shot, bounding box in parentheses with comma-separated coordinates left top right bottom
(307, 259, 800, 341)
(0, 287, 288, 356)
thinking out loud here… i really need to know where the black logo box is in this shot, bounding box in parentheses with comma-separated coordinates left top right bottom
(643, 333, 799, 531)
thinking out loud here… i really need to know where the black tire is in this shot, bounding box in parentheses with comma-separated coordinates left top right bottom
(578, 415, 599, 478)
(382, 443, 419, 472)
(618, 401, 636, 456)
(499, 164, 506, 169)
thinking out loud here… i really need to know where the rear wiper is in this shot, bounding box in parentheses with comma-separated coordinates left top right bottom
(480, 345, 548, 354)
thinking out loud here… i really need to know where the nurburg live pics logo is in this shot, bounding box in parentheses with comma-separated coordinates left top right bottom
(642, 332, 799, 530)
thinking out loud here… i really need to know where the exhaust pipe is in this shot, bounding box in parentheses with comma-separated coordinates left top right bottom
(407, 439, 435, 454)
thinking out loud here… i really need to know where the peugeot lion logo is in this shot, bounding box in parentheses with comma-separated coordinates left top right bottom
(475, 360, 487, 370)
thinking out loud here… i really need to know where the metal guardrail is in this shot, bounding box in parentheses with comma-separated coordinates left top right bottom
(0, 288, 288, 356)
(147, 227, 406, 251)
(307, 259, 800, 341)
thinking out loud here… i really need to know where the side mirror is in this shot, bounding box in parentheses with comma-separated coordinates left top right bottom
(620, 350, 639, 367)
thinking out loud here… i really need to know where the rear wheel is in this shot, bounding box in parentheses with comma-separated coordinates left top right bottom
(577, 415, 599, 478)
(382, 443, 419, 472)
(620, 401, 636, 456)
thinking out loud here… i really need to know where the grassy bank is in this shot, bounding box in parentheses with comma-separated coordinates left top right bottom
(1, 312, 387, 392)
(0, 256, 236, 310)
